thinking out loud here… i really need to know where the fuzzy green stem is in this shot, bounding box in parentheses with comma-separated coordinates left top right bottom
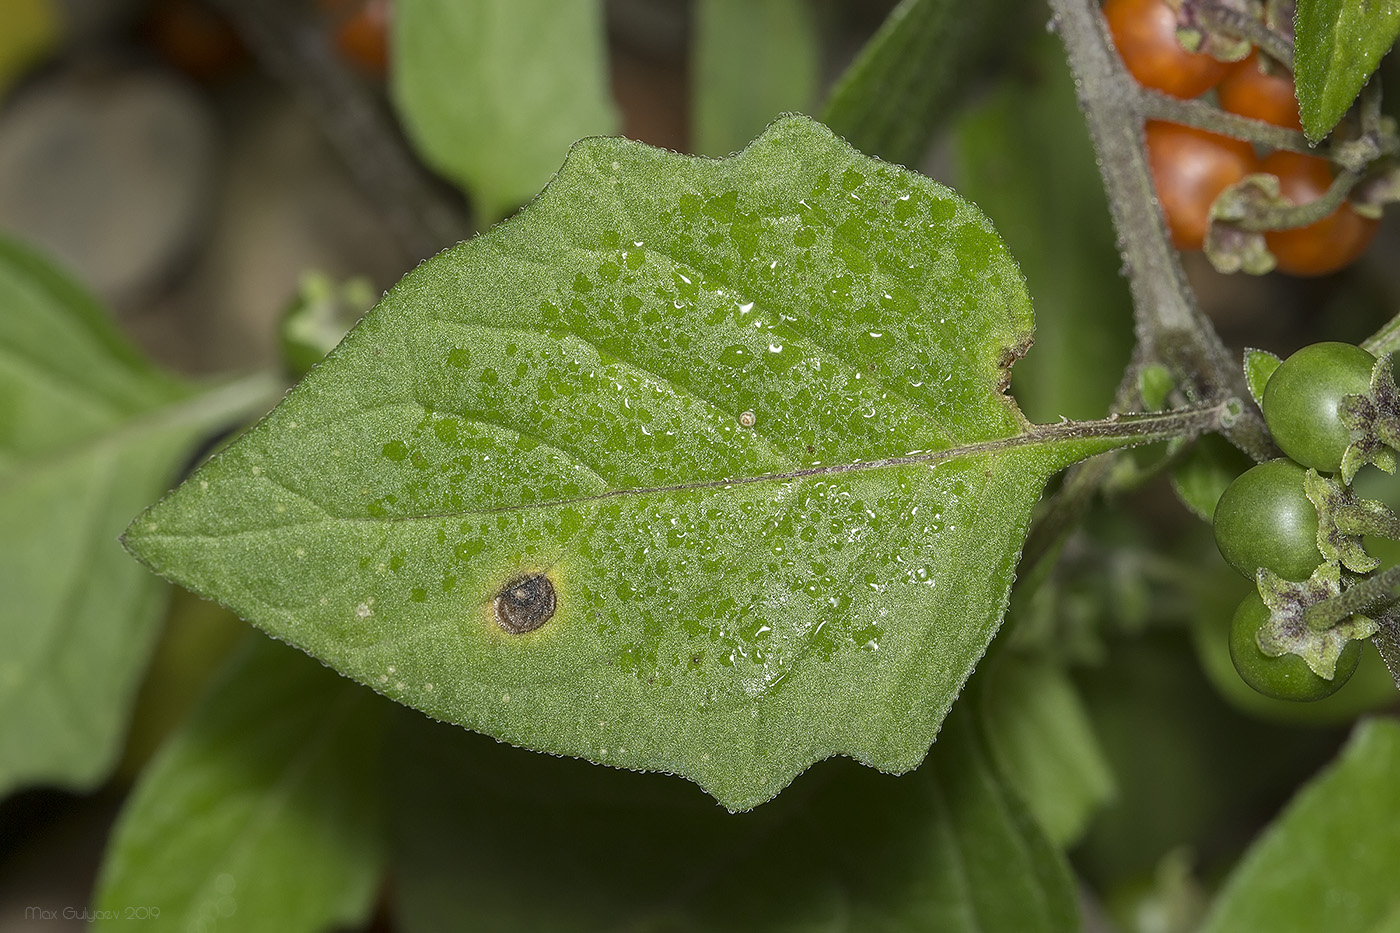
(1190, 0, 1294, 67)
(1241, 168, 1364, 232)
(1362, 319, 1400, 358)
(1304, 565, 1400, 631)
(1142, 93, 1311, 152)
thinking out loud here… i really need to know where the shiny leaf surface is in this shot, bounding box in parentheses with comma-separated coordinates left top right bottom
(1294, 0, 1400, 140)
(125, 116, 1140, 810)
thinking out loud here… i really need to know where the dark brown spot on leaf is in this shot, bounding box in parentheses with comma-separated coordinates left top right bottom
(997, 335, 1032, 393)
(494, 574, 556, 634)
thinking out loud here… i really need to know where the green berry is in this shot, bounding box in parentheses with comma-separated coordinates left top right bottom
(1262, 342, 1375, 472)
(1229, 591, 1360, 701)
(1213, 459, 1322, 581)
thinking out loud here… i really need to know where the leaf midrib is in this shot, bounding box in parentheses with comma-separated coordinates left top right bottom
(131, 418, 1144, 547)
(410, 315, 791, 476)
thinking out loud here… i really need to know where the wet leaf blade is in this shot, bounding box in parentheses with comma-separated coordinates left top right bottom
(820, 0, 1020, 167)
(93, 635, 387, 933)
(693, 0, 820, 157)
(123, 116, 1130, 811)
(0, 237, 265, 796)
(1201, 717, 1400, 933)
(391, 703, 1079, 932)
(391, 0, 618, 223)
(1294, 0, 1400, 141)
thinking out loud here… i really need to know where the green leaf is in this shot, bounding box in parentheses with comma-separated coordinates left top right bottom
(821, 0, 1023, 167)
(1202, 718, 1400, 933)
(94, 635, 387, 933)
(953, 31, 1132, 423)
(123, 115, 1154, 811)
(390, 702, 1079, 932)
(1172, 433, 1252, 522)
(693, 0, 820, 157)
(0, 236, 275, 797)
(391, 0, 618, 224)
(1244, 348, 1282, 409)
(1294, 0, 1400, 141)
(975, 652, 1116, 846)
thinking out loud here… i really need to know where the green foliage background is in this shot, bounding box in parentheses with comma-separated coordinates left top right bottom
(2, 0, 1398, 931)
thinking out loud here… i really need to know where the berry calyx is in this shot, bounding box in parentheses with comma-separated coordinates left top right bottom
(1229, 591, 1360, 701)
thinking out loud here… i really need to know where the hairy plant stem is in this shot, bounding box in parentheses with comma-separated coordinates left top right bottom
(1190, 0, 1294, 67)
(1362, 316, 1400, 357)
(1120, 70, 1395, 169)
(1240, 167, 1366, 230)
(1304, 565, 1400, 630)
(1019, 396, 1231, 572)
(1047, 0, 1276, 462)
(1142, 92, 1310, 151)
(1371, 608, 1400, 688)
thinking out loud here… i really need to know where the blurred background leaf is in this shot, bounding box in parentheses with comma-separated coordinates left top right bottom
(692, 0, 819, 157)
(392, 0, 619, 224)
(390, 701, 1079, 932)
(1201, 717, 1400, 933)
(0, 237, 276, 797)
(954, 31, 1133, 423)
(821, 0, 1021, 167)
(975, 651, 1117, 847)
(94, 635, 388, 933)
